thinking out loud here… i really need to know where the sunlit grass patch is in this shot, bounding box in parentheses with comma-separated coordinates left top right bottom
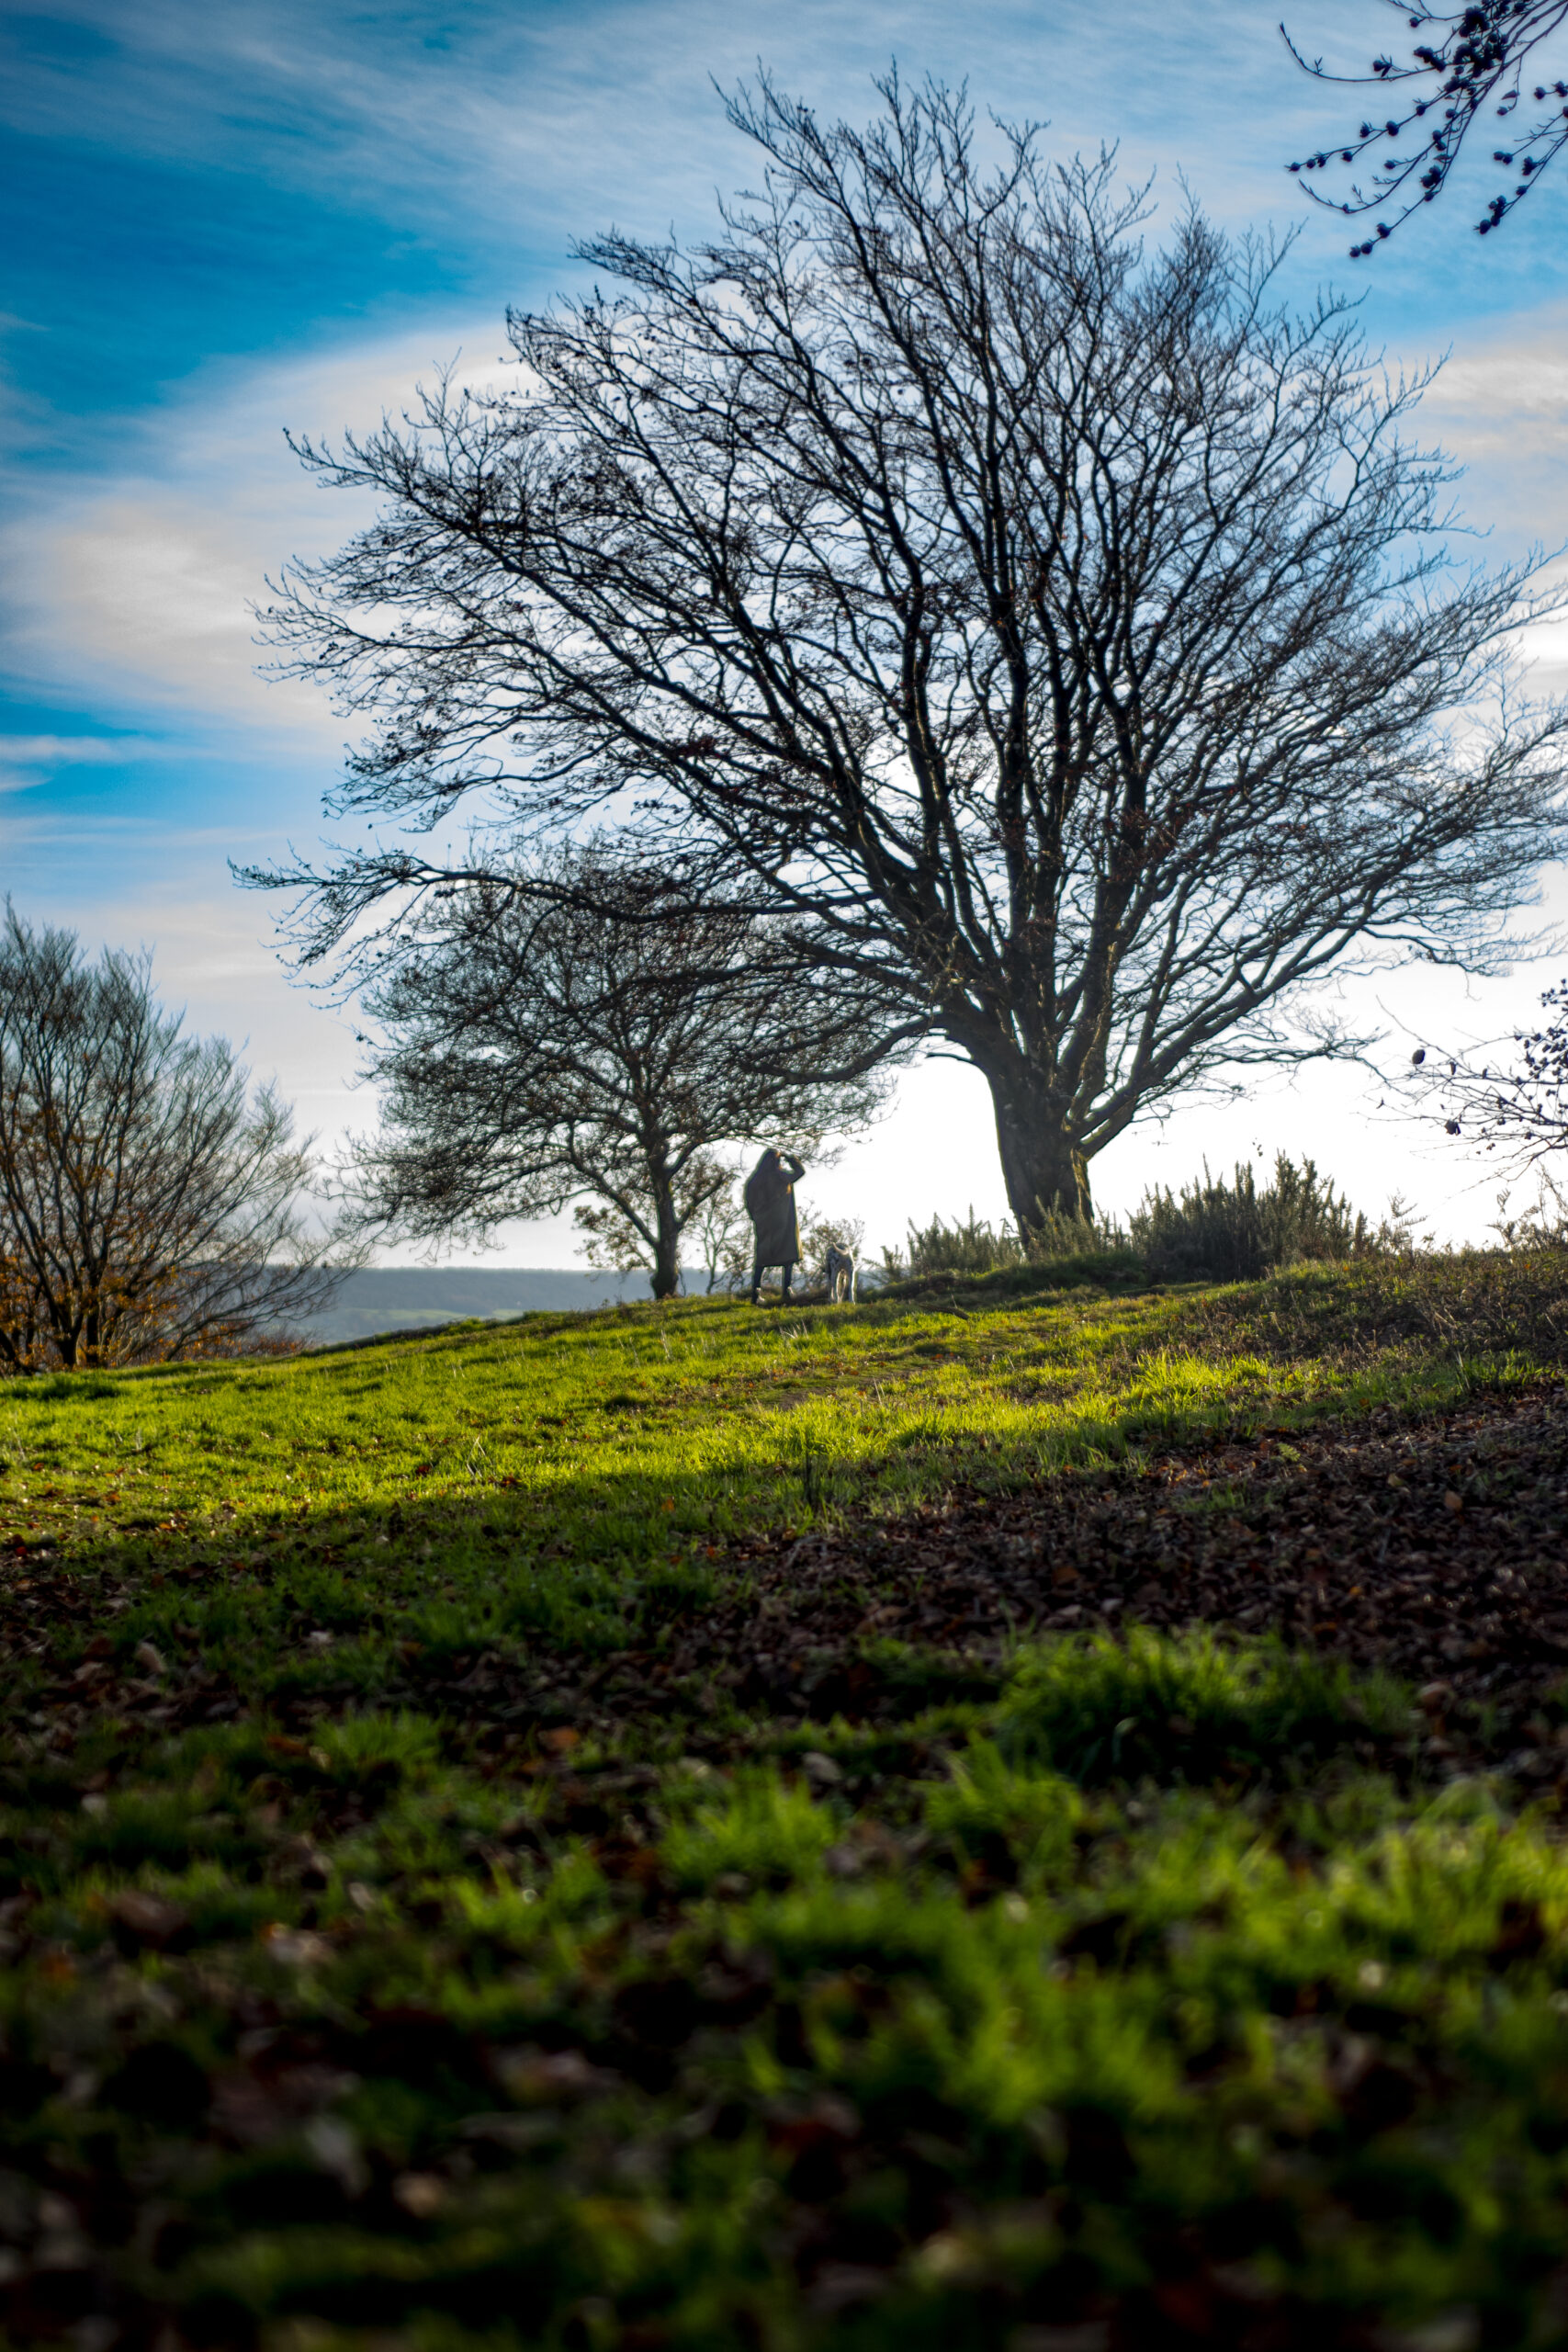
(4, 1261, 1555, 1611)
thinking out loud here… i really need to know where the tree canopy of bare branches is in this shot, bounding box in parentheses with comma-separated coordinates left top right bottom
(0, 909, 343, 1372)
(344, 851, 909, 1299)
(1285, 1, 1568, 250)
(263, 77, 1568, 1234)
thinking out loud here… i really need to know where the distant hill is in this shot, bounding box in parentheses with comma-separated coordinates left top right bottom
(298, 1266, 701, 1346)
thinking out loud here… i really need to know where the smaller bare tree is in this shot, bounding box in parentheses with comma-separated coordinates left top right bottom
(689, 1163, 756, 1294)
(0, 908, 343, 1372)
(344, 852, 915, 1298)
(571, 1152, 734, 1293)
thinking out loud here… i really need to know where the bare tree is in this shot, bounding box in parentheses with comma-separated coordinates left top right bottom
(1284, 1, 1568, 251)
(0, 908, 343, 1373)
(263, 77, 1568, 1236)
(689, 1164, 755, 1294)
(344, 851, 909, 1299)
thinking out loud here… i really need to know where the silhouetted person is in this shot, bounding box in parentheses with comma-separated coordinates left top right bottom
(743, 1147, 804, 1306)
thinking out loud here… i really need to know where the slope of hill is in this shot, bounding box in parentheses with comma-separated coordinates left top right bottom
(4, 1252, 1568, 2347)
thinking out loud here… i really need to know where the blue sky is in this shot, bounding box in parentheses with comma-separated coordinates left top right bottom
(6, 0, 1568, 1258)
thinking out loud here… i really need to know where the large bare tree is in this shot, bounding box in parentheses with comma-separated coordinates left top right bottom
(264, 77, 1568, 1233)
(343, 851, 909, 1299)
(0, 909, 343, 1372)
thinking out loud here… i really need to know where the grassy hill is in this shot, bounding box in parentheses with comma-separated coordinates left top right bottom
(5, 1255, 1568, 2348)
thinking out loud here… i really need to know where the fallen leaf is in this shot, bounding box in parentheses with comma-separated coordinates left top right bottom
(393, 2172, 447, 2218)
(262, 1923, 332, 1967)
(108, 1889, 189, 1948)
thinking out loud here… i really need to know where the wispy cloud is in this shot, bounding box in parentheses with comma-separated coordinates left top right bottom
(0, 320, 503, 733)
(0, 733, 168, 763)
(1418, 309, 1568, 558)
(0, 734, 167, 795)
(0, 0, 1455, 269)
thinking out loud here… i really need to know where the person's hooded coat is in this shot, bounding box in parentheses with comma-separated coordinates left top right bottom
(743, 1149, 804, 1264)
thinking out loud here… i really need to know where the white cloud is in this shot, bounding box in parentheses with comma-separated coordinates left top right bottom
(29, 493, 321, 730)
(0, 735, 178, 790)
(1417, 308, 1568, 553)
(2, 320, 507, 737)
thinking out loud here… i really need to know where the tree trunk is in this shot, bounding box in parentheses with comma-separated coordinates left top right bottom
(982, 1061, 1093, 1234)
(649, 1171, 682, 1301)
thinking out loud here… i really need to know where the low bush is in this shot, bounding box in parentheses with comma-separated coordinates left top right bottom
(1130, 1151, 1397, 1282)
(890, 1202, 1127, 1282)
(891, 1205, 1020, 1279)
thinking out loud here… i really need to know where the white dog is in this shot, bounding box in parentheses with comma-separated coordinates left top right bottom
(824, 1244, 857, 1303)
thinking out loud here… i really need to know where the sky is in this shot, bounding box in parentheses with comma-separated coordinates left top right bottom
(6, 0, 1568, 1270)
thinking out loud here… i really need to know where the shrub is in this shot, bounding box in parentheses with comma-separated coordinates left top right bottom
(1022, 1204, 1128, 1261)
(887, 1204, 1127, 1282)
(897, 1206, 1021, 1279)
(1129, 1152, 1382, 1282)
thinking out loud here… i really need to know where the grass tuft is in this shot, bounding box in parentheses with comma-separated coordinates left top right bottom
(998, 1627, 1414, 1783)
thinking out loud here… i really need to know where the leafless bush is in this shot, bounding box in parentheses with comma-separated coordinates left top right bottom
(0, 907, 345, 1372)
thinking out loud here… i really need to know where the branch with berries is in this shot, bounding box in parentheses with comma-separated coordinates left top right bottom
(1403, 981, 1568, 1159)
(1283, 0, 1568, 249)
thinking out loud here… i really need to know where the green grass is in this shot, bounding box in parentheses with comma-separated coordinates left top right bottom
(4, 1254, 1538, 1577)
(2, 1255, 1568, 2348)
